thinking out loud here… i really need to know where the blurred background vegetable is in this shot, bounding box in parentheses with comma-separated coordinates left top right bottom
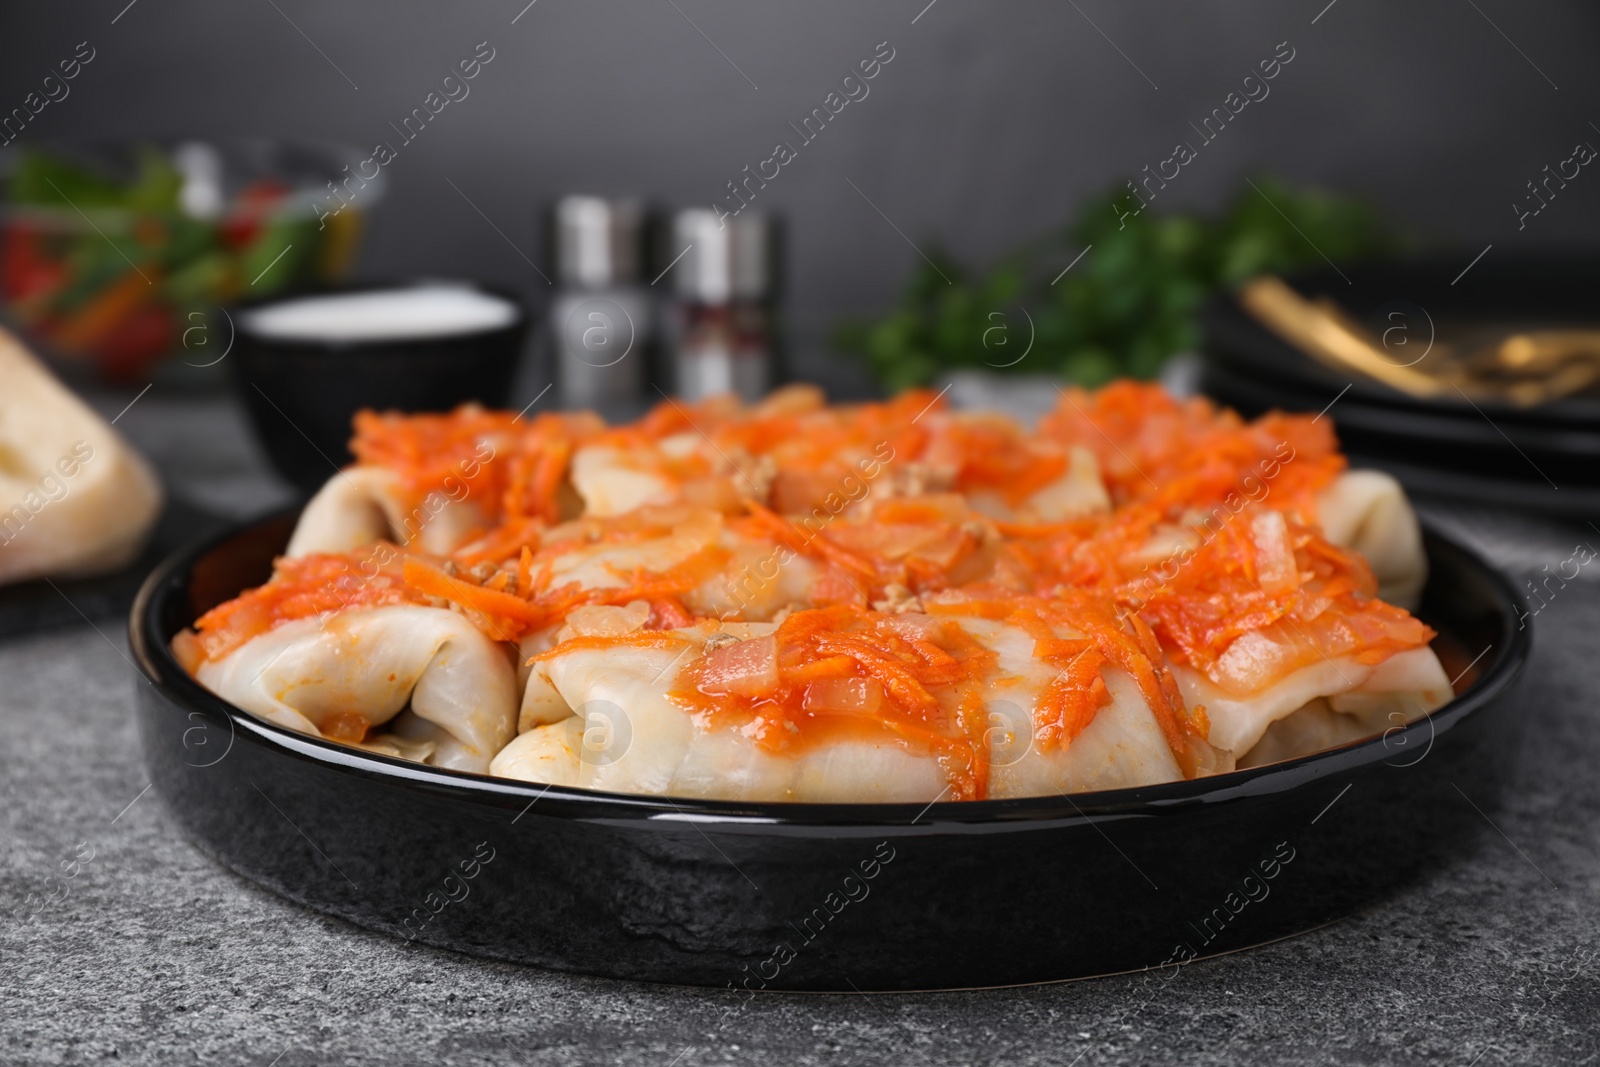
(834, 175, 1395, 391)
(1, 141, 372, 383)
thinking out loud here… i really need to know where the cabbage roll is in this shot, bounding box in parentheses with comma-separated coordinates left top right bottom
(1315, 469, 1426, 609)
(287, 465, 490, 557)
(1172, 645, 1451, 758)
(1236, 649, 1451, 768)
(287, 407, 604, 557)
(492, 602, 1222, 801)
(180, 379, 1457, 800)
(918, 412, 1111, 523)
(1134, 508, 1448, 760)
(190, 605, 517, 773)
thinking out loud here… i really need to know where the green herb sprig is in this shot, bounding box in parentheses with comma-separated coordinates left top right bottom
(835, 175, 1393, 391)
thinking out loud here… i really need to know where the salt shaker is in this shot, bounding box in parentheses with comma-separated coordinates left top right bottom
(547, 196, 651, 411)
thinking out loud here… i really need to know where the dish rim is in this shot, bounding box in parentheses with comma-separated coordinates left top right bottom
(130, 510, 1530, 829)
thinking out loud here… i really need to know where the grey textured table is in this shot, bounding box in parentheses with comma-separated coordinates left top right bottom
(3, 392, 1598, 1066)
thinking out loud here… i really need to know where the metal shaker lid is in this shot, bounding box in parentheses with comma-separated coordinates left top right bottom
(551, 196, 646, 288)
(667, 208, 777, 304)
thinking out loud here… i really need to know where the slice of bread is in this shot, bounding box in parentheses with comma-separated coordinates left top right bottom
(0, 329, 163, 585)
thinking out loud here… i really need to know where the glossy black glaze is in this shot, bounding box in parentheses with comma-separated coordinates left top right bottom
(131, 514, 1528, 991)
(228, 281, 529, 492)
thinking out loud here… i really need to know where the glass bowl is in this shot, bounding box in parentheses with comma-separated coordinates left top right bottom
(0, 137, 383, 383)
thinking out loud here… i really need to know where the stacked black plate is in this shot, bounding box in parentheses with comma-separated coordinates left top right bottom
(1200, 255, 1600, 514)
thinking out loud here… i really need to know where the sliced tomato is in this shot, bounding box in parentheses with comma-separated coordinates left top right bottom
(1, 225, 68, 301)
(96, 303, 175, 382)
(221, 179, 289, 249)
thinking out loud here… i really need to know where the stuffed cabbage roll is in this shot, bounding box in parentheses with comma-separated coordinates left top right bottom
(1134, 508, 1449, 760)
(917, 412, 1111, 523)
(174, 555, 518, 773)
(287, 407, 603, 557)
(1235, 655, 1449, 769)
(568, 390, 1113, 526)
(287, 464, 489, 557)
(1039, 381, 1426, 606)
(1172, 645, 1451, 758)
(1314, 469, 1426, 609)
(492, 600, 1222, 801)
(178, 377, 1457, 799)
(441, 505, 819, 732)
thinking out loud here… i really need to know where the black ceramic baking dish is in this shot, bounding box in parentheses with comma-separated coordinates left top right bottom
(130, 512, 1528, 991)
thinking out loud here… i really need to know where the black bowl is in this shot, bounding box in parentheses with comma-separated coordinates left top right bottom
(229, 281, 529, 493)
(130, 513, 1529, 991)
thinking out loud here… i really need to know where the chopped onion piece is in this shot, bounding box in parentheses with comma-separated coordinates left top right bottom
(1251, 510, 1299, 596)
(562, 600, 651, 639)
(698, 634, 779, 698)
(802, 677, 886, 717)
(1214, 629, 1296, 693)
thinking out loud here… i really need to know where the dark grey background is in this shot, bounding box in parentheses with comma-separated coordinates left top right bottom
(3, 0, 1598, 390)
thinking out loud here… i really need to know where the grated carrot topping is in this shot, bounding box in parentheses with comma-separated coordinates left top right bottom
(402, 557, 543, 629)
(186, 380, 1443, 799)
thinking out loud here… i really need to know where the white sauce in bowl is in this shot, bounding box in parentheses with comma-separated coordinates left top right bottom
(242, 285, 519, 343)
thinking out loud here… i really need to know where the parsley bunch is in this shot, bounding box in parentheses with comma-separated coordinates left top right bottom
(835, 176, 1393, 391)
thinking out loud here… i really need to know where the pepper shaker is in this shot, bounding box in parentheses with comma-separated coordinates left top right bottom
(661, 208, 780, 402)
